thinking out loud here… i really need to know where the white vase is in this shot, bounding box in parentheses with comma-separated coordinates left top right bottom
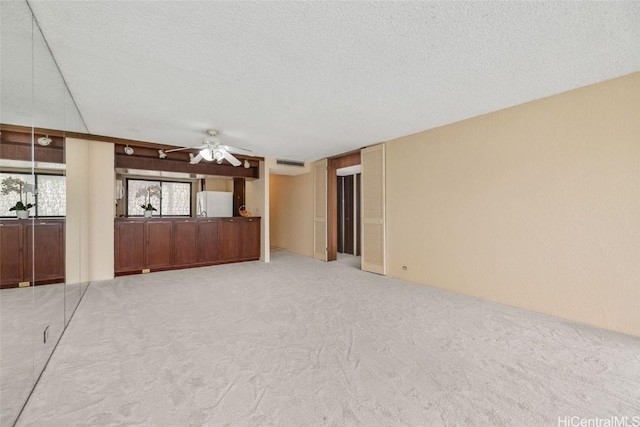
(144, 210, 153, 218)
(16, 210, 28, 219)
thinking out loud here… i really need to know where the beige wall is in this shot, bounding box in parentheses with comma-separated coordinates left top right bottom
(65, 138, 90, 285)
(385, 72, 640, 337)
(89, 141, 115, 280)
(66, 138, 115, 282)
(204, 178, 233, 192)
(269, 172, 314, 257)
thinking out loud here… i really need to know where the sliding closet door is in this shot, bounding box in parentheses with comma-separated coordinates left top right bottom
(361, 145, 386, 274)
(313, 159, 328, 261)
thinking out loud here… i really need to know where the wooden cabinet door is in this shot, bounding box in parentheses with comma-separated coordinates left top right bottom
(219, 218, 241, 261)
(174, 220, 198, 266)
(241, 218, 260, 260)
(146, 221, 173, 269)
(26, 221, 65, 284)
(198, 219, 219, 263)
(0, 222, 25, 287)
(115, 221, 146, 273)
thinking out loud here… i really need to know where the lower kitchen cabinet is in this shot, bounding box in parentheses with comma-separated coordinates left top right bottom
(0, 219, 65, 288)
(114, 217, 260, 276)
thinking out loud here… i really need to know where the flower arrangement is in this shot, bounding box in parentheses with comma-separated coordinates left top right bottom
(1, 176, 36, 213)
(136, 184, 161, 212)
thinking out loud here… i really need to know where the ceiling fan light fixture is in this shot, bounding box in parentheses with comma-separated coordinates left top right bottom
(37, 135, 52, 146)
(213, 150, 225, 162)
(200, 147, 213, 161)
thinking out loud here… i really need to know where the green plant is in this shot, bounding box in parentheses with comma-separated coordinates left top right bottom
(1, 176, 35, 212)
(136, 184, 161, 212)
(140, 203, 157, 212)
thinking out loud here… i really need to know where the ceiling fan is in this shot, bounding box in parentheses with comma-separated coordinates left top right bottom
(158, 129, 252, 167)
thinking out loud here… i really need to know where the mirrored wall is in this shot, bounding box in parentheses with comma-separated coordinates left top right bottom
(1, 1, 89, 425)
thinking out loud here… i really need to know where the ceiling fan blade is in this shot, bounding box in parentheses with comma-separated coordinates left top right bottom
(221, 150, 241, 167)
(189, 153, 203, 164)
(164, 144, 207, 154)
(224, 144, 253, 154)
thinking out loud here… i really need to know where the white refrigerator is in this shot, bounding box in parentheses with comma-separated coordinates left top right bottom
(196, 191, 233, 217)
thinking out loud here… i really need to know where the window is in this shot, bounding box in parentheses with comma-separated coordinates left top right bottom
(36, 175, 66, 216)
(0, 172, 65, 218)
(126, 179, 191, 217)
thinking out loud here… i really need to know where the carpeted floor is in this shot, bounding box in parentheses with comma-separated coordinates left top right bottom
(1, 282, 84, 427)
(15, 252, 640, 426)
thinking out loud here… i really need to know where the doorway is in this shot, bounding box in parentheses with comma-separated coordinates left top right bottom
(337, 166, 361, 256)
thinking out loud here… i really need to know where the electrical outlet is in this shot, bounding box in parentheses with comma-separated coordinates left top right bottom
(402, 266, 408, 271)
(142, 268, 150, 274)
(18, 281, 30, 287)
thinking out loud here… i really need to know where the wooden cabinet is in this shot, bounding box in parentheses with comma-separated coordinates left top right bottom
(146, 221, 173, 269)
(114, 221, 145, 273)
(174, 220, 199, 266)
(198, 219, 219, 263)
(0, 222, 25, 287)
(219, 218, 242, 261)
(241, 218, 261, 260)
(114, 217, 260, 276)
(0, 219, 65, 288)
(26, 221, 65, 283)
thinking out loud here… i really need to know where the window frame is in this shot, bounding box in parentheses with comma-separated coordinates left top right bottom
(0, 171, 66, 218)
(125, 178, 192, 218)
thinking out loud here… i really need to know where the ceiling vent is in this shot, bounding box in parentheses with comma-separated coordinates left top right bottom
(276, 159, 305, 167)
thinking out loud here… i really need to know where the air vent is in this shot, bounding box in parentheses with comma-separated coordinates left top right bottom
(276, 159, 305, 167)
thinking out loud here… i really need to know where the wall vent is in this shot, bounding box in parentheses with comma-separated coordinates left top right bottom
(276, 159, 305, 167)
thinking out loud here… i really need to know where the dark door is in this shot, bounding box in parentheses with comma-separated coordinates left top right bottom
(337, 175, 355, 254)
(337, 176, 344, 253)
(355, 173, 361, 256)
(343, 175, 355, 254)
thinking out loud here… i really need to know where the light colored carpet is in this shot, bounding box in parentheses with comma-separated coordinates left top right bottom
(1, 281, 85, 426)
(16, 252, 640, 426)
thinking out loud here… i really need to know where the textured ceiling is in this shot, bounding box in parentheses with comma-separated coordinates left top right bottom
(14, 1, 640, 160)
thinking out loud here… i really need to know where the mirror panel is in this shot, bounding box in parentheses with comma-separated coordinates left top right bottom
(0, 3, 36, 426)
(0, 1, 88, 425)
(31, 19, 66, 380)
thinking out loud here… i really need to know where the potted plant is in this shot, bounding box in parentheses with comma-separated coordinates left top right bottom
(136, 184, 161, 217)
(1, 176, 35, 219)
